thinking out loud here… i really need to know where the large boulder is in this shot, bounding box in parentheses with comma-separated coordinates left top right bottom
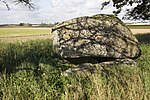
(52, 14, 141, 60)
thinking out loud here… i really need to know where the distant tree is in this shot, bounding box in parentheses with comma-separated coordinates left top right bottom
(1, 0, 150, 20)
(19, 23, 24, 26)
(19, 23, 30, 26)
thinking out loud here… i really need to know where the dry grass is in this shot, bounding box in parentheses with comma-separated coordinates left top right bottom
(0, 28, 51, 42)
(0, 27, 150, 99)
(130, 29, 150, 35)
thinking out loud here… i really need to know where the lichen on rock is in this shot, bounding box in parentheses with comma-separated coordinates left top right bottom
(52, 14, 141, 60)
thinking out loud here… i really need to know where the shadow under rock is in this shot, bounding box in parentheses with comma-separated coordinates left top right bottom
(135, 33, 150, 44)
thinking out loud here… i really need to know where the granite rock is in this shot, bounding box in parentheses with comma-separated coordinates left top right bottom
(52, 14, 141, 59)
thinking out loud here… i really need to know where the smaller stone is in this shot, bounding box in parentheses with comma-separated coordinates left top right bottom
(62, 59, 137, 75)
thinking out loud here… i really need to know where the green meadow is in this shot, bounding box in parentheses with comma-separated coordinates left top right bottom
(0, 28, 50, 37)
(0, 27, 150, 99)
(127, 25, 150, 29)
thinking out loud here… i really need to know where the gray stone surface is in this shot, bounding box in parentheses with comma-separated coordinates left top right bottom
(52, 14, 141, 59)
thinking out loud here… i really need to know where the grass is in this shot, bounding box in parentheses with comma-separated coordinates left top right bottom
(127, 25, 150, 29)
(0, 32, 149, 99)
(0, 28, 50, 37)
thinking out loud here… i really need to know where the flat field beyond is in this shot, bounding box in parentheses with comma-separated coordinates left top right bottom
(0, 25, 150, 42)
(0, 28, 50, 36)
(131, 29, 150, 34)
(0, 28, 51, 42)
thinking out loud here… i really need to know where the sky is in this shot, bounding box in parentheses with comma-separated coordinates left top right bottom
(0, 0, 136, 24)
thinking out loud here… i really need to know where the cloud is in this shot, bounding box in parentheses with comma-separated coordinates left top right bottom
(0, 0, 44, 24)
(50, 0, 118, 23)
(0, 0, 117, 24)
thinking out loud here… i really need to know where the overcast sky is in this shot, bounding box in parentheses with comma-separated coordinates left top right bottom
(0, 0, 131, 24)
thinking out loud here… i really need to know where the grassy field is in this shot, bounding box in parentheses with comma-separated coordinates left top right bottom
(0, 27, 150, 99)
(127, 25, 150, 29)
(0, 25, 149, 37)
(0, 28, 50, 37)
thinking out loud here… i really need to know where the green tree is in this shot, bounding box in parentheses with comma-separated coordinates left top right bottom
(102, 0, 150, 20)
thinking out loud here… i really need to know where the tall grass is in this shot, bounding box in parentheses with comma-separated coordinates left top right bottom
(0, 37, 150, 99)
(0, 39, 58, 73)
(61, 66, 145, 100)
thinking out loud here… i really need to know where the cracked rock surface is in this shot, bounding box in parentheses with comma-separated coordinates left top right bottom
(52, 14, 141, 59)
(52, 14, 141, 74)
